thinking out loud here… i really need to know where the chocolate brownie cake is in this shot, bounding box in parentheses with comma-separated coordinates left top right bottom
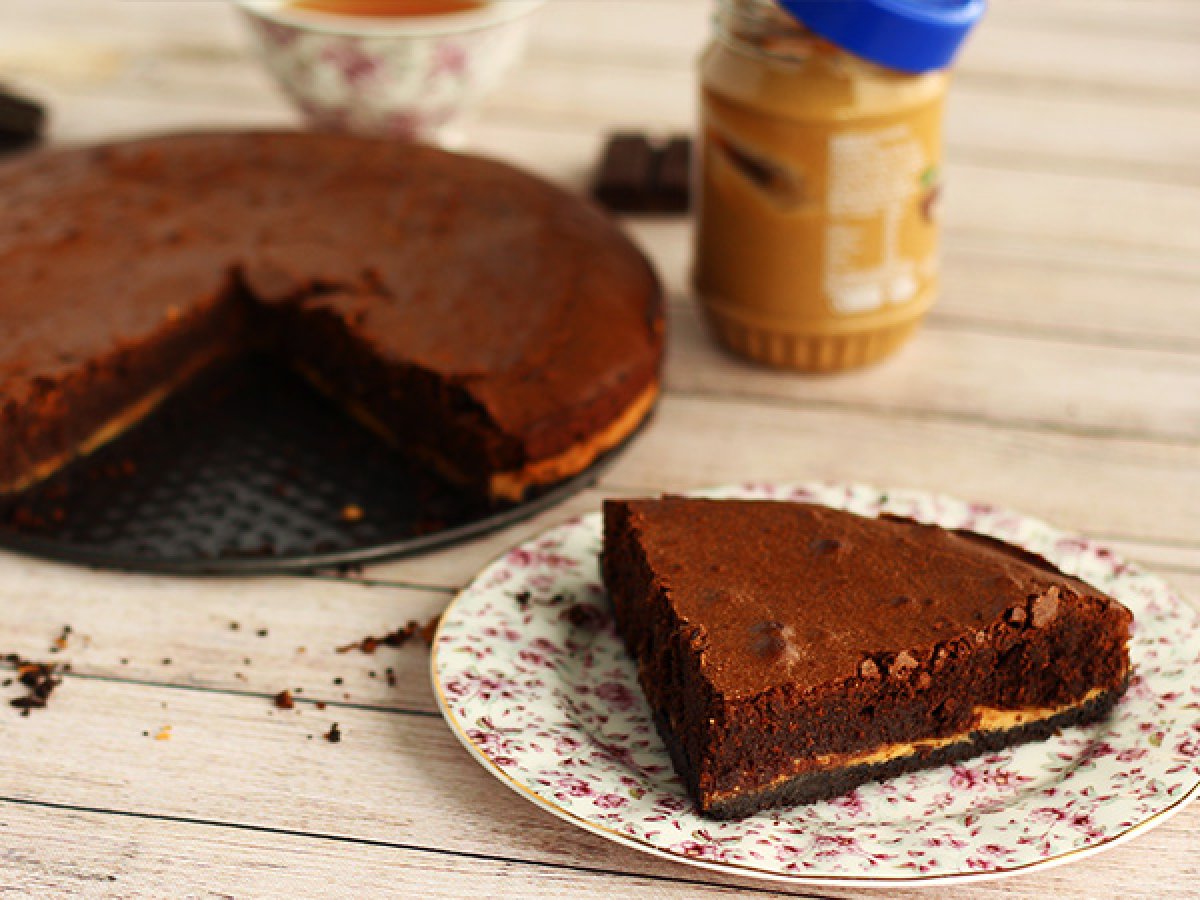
(0, 132, 664, 501)
(602, 497, 1133, 820)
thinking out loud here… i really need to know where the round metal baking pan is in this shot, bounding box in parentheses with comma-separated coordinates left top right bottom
(0, 356, 644, 575)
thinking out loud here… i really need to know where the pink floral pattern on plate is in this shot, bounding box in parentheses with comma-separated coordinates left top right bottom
(432, 483, 1200, 886)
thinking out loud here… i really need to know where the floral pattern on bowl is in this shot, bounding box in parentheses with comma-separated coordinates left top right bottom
(431, 482, 1200, 886)
(238, 1, 543, 144)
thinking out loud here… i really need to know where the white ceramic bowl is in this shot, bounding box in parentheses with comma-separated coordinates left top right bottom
(236, 0, 545, 146)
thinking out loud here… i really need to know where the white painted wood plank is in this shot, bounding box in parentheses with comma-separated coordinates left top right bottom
(665, 301, 1200, 444)
(1, 798, 1197, 900)
(626, 221, 1200, 351)
(0, 803, 815, 900)
(0, 679, 1196, 900)
(595, 394, 1200, 547)
(0, 554, 446, 713)
(989, 0, 1200, 39)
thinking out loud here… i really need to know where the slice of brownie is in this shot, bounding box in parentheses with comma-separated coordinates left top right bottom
(601, 497, 1133, 820)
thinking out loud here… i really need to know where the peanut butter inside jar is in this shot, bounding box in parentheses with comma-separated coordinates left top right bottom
(695, 0, 950, 372)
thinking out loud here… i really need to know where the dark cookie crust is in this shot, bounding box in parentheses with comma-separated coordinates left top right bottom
(659, 681, 1125, 820)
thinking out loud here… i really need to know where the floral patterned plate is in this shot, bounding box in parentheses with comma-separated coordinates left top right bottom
(431, 483, 1200, 886)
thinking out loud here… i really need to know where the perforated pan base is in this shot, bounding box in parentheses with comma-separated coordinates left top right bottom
(0, 356, 633, 575)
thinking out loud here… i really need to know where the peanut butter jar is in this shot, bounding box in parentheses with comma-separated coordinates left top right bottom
(695, 0, 985, 372)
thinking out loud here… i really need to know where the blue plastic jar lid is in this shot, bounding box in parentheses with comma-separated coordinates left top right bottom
(778, 0, 987, 74)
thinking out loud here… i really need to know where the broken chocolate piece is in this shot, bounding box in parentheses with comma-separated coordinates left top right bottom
(0, 87, 45, 157)
(4, 654, 63, 715)
(592, 133, 693, 215)
(654, 137, 691, 214)
(592, 133, 656, 213)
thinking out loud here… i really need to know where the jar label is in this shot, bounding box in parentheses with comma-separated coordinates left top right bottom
(824, 124, 933, 315)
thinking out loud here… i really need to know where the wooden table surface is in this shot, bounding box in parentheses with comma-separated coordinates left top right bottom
(2, 1, 1198, 897)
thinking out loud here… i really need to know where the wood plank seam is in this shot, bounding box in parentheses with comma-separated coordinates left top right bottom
(0, 797, 845, 900)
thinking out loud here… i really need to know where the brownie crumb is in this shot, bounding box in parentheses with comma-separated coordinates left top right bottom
(324, 723, 342, 743)
(514, 591, 532, 611)
(315, 701, 326, 710)
(332, 677, 343, 686)
(418, 615, 440, 646)
(256, 628, 269, 638)
(273, 689, 295, 710)
(4, 654, 64, 715)
(563, 604, 606, 630)
(229, 622, 241, 631)
(337, 621, 418, 654)
(51, 625, 72, 652)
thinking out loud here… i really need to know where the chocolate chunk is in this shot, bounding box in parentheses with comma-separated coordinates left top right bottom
(592, 133, 656, 213)
(653, 137, 691, 214)
(1031, 587, 1061, 628)
(593, 133, 693, 216)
